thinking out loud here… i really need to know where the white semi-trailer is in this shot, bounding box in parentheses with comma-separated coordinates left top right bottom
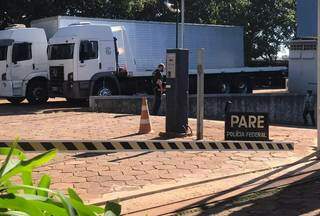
(32, 16, 288, 98)
(0, 26, 49, 104)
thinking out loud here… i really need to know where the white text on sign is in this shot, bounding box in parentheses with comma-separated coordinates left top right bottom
(231, 115, 265, 129)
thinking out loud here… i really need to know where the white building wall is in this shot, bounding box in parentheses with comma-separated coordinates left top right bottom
(288, 40, 317, 94)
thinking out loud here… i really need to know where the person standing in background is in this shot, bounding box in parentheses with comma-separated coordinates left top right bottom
(152, 63, 165, 115)
(303, 90, 316, 126)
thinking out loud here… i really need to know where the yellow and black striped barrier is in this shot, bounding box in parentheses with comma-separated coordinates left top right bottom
(0, 140, 294, 152)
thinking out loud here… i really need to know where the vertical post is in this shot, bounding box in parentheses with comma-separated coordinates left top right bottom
(317, 0, 320, 157)
(180, 0, 185, 48)
(175, 0, 179, 49)
(197, 49, 205, 140)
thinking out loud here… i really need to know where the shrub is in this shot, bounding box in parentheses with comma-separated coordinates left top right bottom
(0, 140, 121, 216)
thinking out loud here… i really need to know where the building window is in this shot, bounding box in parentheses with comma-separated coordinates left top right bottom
(290, 42, 316, 51)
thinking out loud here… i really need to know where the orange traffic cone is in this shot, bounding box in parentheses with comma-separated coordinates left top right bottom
(139, 97, 152, 134)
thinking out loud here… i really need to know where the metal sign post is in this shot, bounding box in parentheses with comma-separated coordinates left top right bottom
(180, 0, 185, 48)
(197, 49, 204, 140)
(317, 0, 320, 157)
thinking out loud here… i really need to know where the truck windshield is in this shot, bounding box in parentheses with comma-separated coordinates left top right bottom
(48, 44, 74, 60)
(0, 46, 7, 61)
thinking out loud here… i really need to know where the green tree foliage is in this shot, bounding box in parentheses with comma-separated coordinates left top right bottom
(0, 0, 295, 63)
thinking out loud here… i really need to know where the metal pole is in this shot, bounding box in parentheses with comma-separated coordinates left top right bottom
(317, 0, 320, 157)
(175, 0, 179, 49)
(197, 48, 205, 140)
(180, 0, 185, 48)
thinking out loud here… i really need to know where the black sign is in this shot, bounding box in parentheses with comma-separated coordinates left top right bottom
(225, 113, 269, 141)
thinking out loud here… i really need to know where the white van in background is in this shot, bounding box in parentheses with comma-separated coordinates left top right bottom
(0, 26, 48, 104)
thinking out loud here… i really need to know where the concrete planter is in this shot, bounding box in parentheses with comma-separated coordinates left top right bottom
(90, 93, 310, 125)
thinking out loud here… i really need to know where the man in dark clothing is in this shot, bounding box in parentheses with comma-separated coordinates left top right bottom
(303, 90, 316, 126)
(152, 63, 165, 115)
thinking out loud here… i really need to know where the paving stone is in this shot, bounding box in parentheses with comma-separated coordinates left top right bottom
(184, 160, 206, 165)
(159, 172, 184, 179)
(132, 165, 155, 171)
(88, 186, 113, 195)
(141, 161, 164, 166)
(111, 174, 136, 181)
(230, 156, 250, 162)
(113, 185, 140, 192)
(74, 171, 97, 178)
(86, 165, 108, 171)
(198, 164, 221, 170)
(100, 180, 126, 187)
(154, 165, 176, 170)
(122, 170, 146, 176)
(125, 179, 150, 186)
(98, 170, 122, 176)
(51, 183, 74, 190)
(63, 176, 86, 183)
(162, 160, 185, 166)
(145, 169, 169, 175)
(86, 175, 113, 182)
(109, 165, 133, 171)
(65, 160, 86, 165)
(176, 164, 198, 170)
(74, 182, 100, 189)
(136, 174, 160, 180)
(168, 169, 192, 175)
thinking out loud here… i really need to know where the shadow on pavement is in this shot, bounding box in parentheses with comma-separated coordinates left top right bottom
(0, 100, 89, 116)
(173, 152, 319, 216)
(103, 153, 319, 215)
(108, 152, 152, 162)
(113, 114, 136, 118)
(110, 133, 141, 139)
(201, 169, 320, 216)
(73, 151, 152, 161)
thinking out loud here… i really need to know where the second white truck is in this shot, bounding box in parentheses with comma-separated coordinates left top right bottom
(48, 24, 123, 100)
(0, 26, 49, 104)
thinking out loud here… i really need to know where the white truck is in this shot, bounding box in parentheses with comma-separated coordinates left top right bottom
(0, 26, 49, 104)
(33, 16, 288, 100)
(47, 24, 126, 100)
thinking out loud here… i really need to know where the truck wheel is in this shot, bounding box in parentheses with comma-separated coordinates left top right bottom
(6, 97, 25, 104)
(219, 82, 231, 94)
(237, 81, 248, 94)
(97, 87, 112, 96)
(94, 80, 117, 96)
(26, 81, 49, 104)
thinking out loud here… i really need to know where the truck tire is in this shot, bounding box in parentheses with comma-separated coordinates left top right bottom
(6, 97, 25, 105)
(237, 80, 248, 94)
(93, 80, 118, 96)
(26, 81, 49, 104)
(219, 81, 231, 94)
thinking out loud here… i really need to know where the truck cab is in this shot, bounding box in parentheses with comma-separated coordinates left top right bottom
(0, 26, 48, 104)
(48, 24, 120, 100)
